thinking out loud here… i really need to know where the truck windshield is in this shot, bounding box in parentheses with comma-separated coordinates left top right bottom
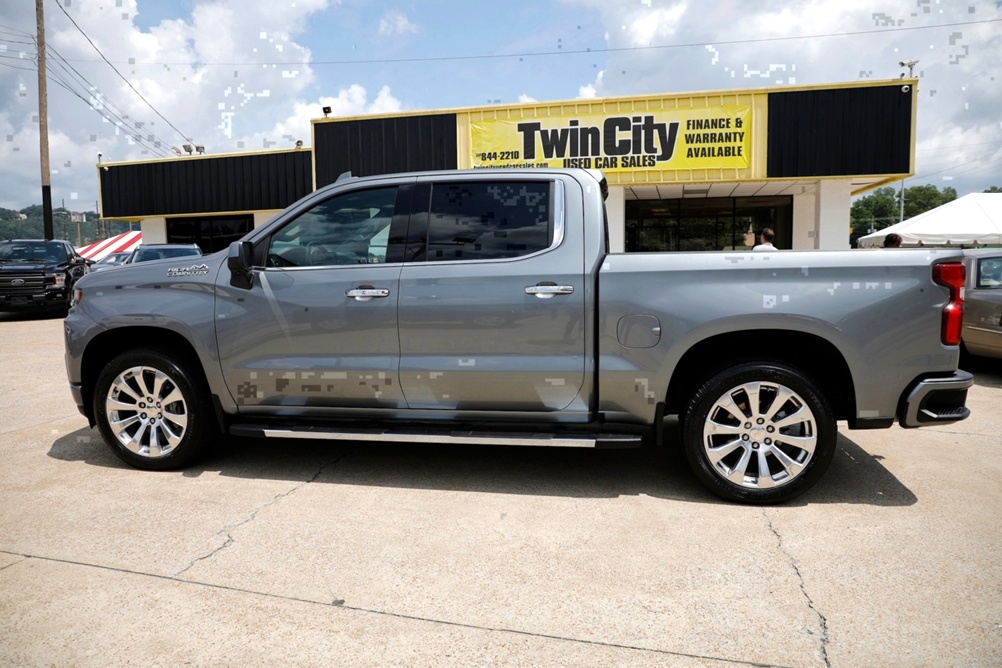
(0, 241, 68, 263)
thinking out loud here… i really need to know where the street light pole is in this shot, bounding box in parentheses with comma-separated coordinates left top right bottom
(35, 0, 54, 240)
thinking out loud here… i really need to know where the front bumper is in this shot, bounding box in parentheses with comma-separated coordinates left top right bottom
(898, 370, 974, 428)
(0, 289, 71, 310)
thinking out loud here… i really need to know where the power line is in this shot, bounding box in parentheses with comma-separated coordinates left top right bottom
(6, 35, 175, 158)
(52, 0, 191, 143)
(45, 70, 172, 158)
(0, 60, 37, 72)
(44, 17, 1002, 68)
(0, 23, 32, 38)
(42, 40, 177, 156)
(915, 150, 1002, 182)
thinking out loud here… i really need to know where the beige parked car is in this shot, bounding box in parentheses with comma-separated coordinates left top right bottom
(962, 249, 1002, 359)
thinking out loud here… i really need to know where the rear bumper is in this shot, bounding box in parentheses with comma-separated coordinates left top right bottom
(898, 371, 974, 428)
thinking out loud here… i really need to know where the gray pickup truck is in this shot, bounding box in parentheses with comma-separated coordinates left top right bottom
(64, 169, 972, 503)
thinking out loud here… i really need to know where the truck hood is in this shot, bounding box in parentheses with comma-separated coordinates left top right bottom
(74, 250, 227, 290)
(0, 261, 67, 273)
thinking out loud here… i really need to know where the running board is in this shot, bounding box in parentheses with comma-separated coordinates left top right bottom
(229, 424, 643, 449)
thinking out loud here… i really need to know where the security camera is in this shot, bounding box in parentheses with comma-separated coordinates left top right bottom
(901, 85, 911, 93)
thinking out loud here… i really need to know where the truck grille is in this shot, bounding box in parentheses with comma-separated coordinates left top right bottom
(0, 273, 47, 295)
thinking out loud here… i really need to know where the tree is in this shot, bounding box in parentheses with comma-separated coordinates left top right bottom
(984, 186, 1002, 193)
(852, 183, 959, 234)
(0, 204, 127, 246)
(850, 186, 898, 233)
(902, 184, 956, 220)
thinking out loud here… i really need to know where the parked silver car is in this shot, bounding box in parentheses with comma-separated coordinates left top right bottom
(88, 251, 132, 272)
(962, 249, 1002, 359)
(124, 244, 202, 264)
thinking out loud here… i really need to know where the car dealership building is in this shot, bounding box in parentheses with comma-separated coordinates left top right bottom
(97, 78, 916, 254)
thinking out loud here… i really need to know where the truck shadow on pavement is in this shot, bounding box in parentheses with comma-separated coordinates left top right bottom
(961, 354, 1002, 388)
(49, 420, 917, 507)
(0, 310, 65, 323)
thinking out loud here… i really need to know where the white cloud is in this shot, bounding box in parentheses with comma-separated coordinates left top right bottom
(244, 84, 403, 151)
(565, 0, 1002, 194)
(378, 10, 420, 37)
(624, 4, 687, 47)
(517, 93, 538, 103)
(0, 0, 367, 209)
(2, 0, 1000, 212)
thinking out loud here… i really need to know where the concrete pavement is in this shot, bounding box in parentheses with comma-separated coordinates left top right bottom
(1, 312, 1000, 667)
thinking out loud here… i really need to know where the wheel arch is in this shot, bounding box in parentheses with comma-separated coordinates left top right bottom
(664, 329, 857, 424)
(80, 326, 211, 425)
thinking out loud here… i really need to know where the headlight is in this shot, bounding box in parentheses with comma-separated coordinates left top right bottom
(52, 273, 66, 287)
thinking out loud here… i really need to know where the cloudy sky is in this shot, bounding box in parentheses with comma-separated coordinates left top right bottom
(1, 0, 1000, 212)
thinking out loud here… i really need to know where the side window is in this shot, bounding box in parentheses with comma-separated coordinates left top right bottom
(267, 186, 398, 267)
(425, 181, 551, 262)
(977, 257, 1002, 288)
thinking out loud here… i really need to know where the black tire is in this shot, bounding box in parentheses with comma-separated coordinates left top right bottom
(681, 361, 836, 504)
(93, 349, 213, 470)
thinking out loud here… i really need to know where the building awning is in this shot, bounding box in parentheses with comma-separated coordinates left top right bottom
(78, 230, 143, 260)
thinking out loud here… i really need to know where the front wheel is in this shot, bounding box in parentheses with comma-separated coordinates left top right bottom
(681, 361, 836, 504)
(93, 349, 213, 470)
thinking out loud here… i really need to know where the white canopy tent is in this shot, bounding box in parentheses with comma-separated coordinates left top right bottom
(857, 193, 1002, 248)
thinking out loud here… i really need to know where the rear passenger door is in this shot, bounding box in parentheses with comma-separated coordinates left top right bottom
(396, 175, 587, 412)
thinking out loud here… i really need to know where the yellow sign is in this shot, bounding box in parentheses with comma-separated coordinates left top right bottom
(470, 106, 751, 172)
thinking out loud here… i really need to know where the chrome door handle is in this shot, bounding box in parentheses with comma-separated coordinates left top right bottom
(346, 287, 390, 301)
(525, 285, 574, 299)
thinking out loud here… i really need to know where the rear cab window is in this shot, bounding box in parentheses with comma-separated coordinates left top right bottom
(976, 257, 1002, 288)
(405, 180, 557, 263)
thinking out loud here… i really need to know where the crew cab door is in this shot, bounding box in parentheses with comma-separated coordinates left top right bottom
(215, 183, 409, 409)
(396, 175, 587, 411)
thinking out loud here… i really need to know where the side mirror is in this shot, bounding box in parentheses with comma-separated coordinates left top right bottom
(227, 240, 254, 289)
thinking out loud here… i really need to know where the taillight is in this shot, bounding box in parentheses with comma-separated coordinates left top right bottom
(932, 262, 965, 346)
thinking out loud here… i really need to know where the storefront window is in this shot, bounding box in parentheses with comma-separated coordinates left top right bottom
(167, 215, 254, 254)
(626, 196, 792, 252)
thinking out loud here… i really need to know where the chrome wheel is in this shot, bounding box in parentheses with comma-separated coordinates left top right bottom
(105, 365, 189, 458)
(683, 362, 835, 503)
(702, 380, 817, 490)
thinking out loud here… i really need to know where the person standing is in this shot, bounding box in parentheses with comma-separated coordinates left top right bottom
(753, 228, 777, 251)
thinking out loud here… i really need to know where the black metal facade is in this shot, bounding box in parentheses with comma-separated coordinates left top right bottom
(766, 85, 912, 178)
(313, 113, 458, 188)
(99, 150, 313, 219)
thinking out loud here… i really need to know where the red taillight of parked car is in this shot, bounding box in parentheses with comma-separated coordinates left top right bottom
(932, 262, 965, 346)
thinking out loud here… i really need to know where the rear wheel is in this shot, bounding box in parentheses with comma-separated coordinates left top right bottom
(93, 349, 213, 470)
(681, 361, 836, 504)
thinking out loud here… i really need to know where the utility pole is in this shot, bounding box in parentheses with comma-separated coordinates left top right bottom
(899, 180, 905, 223)
(36, 0, 54, 240)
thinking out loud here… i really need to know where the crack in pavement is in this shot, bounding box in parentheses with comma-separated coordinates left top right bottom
(0, 554, 29, 572)
(172, 449, 355, 578)
(0, 548, 794, 668)
(762, 509, 831, 668)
